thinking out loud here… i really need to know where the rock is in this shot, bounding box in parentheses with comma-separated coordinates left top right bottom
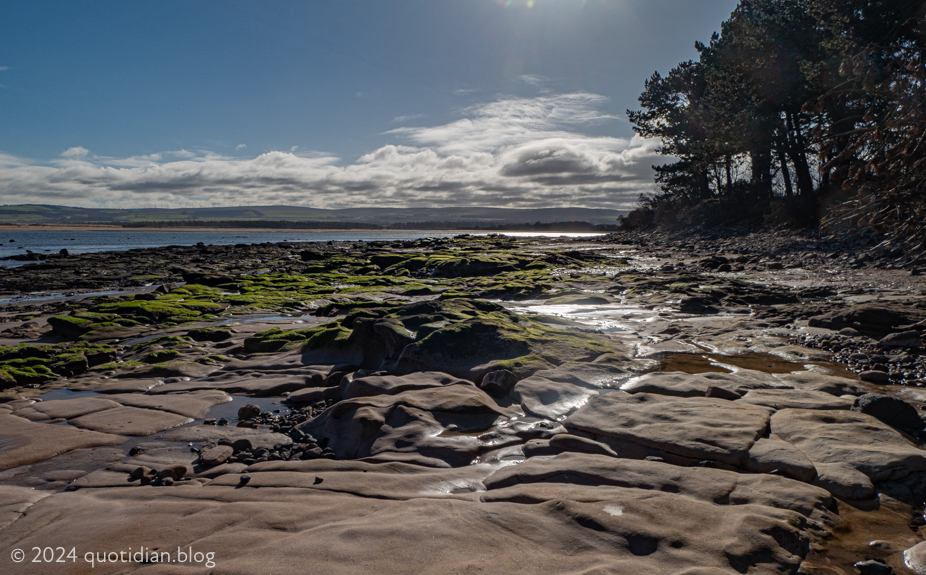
(199, 445, 234, 466)
(840, 327, 861, 336)
(511, 375, 600, 420)
(738, 388, 854, 411)
(905, 541, 926, 575)
(808, 303, 926, 336)
(678, 296, 718, 314)
(298, 383, 515, 466)
(341, 372, 469, 400)
(482, 452, 833, 518)
(548, 434, 618, 457)
(109, 390, 231, 419)
(619, 371, 772, 399)
(480, 369, 519, 396)
(160, 477, 175, 486)
(744, 437, 817, 483)
(69, 406, 193, 436)
(231, 439, 253, 453)
(771, 409, 926, 483)
(859, 370, 891, 384)
(878, 330, 923, 349)
(812, 462, 875, 500)
(129, 466, 150, 480)
(238, 404, 261, 420)
(855, 559, 892, 575)
(238, 473, 251, 485)
(565, 392, 772, 467)
(19, 397, 122, 420)
(852, 393, 925, 433)
(776, 372, 867, 396)
(0, 414, 125, 471)
(156, 464, 187, 481)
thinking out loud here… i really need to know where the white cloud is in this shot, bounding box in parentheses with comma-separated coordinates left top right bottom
(518, 74, 546, 87)
(60, 146, 89, 159)
(0, 92, 662, 209)
(393, 113, 426, 123)
(0, 66, 8, 71)
(235, 144, 247, 150)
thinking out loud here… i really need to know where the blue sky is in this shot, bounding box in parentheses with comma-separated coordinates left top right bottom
(0, 0, 738, 209)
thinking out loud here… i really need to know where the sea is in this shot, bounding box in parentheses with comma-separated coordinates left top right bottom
(0, 230, 604, 268)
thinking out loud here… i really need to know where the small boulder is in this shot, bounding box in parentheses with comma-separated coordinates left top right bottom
(199, 445, 234, 466)
(812, 462, 874, 500)
(878, 331, 922, 349)
(156, 465, 188, 481)
(129, 466, 149, 480)
(904, 541, 926, 575)
(859, 370, 891, 385)
(853, 394, 925, 433)
(480, 369, 519, 396)
(237, 404, 261, 420)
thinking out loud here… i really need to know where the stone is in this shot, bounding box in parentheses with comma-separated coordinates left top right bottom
(156, 464, 187, 481)
(109, 390, 231, 419)
(237, 403, 261, 420)
(565, 392, 772, 467)
(859, 370, 891, 384)
(775, 372, 868, 396)
(341, 372, 470, 400)
(905, 541, 926, 575)
(482, 452, 833, 518)
(619, 371, 772, 399)
(129, 466, 150, 480)
(200, 445, 234, 466)
(855, 559, 892, 575)
(852, 393, 925, 433)
(812, 463, 875, 500)
(738, 388, 854, 411)
(3, 473, 827, 574)
(69, 406, 193, 436)
(548, 434, 618, 457)
(879, 330, 923, 348)
(744, 437, 817, 483)
(19, 397, 121, 420)
(511, 375, 599, 420)
(771, 409, 926, 483)
(0, 414, 125, 471)
(479, 369, 519, 396)
(298, 384, 515, 466)
(238, 473, 251, 485)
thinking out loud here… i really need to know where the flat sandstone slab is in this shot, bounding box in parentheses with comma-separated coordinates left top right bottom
(565, 392, 772, 466)
(68, 406, 193, 436)
(0, 414, 125, 471)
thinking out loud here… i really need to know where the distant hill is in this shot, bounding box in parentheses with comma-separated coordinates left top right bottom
(0, 204, 625, 226)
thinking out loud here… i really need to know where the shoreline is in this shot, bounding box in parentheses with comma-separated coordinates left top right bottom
(0, 223, 605, 235)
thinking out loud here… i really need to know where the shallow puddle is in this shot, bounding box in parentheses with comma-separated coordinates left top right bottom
(656, 352, 857, 378)
(803, 498, 923, 574)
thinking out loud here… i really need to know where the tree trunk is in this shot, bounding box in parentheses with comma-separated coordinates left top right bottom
(776, 133, 794, 197)
(786, 111, 815, 197)
(751, 145, 774, 201)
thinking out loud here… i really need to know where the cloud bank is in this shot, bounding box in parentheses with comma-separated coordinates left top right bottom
(0, 92, 661, 209)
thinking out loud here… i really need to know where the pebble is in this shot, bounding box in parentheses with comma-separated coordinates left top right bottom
(129, 466, 149, 480)
(238, 474, 251, 486)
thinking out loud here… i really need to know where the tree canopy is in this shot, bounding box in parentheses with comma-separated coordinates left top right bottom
(627, 0, 926, 258)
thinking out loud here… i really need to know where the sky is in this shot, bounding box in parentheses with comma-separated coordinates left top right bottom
(0, 0, 739, 211)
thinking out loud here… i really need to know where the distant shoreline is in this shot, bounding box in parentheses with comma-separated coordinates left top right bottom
(0, 224, 606, 235)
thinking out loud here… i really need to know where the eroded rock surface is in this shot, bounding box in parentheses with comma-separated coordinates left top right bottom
(1, 234, 925, 573)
